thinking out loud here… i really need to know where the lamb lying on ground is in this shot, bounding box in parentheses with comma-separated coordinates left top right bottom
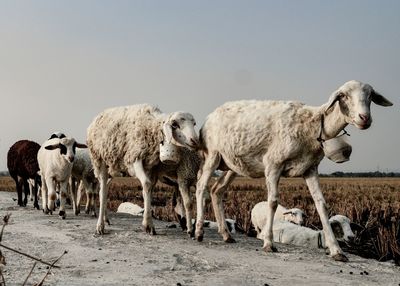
(271, 215, 355, 248)
(117, 202, 144, 216)
(251, 201, 306, 231)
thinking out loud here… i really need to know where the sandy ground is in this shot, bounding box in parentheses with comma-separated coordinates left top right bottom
(0, 191, 399, 286)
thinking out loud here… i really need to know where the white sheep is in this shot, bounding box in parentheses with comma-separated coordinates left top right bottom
(117, 202, 144, 216)
(271, 215, 355, 249)
(37, 136, 87, 218)
(70, 148, 99, 216)
(251, 201, 306, 237)
(87, 104, 199, 235)
(195, 80, 392, 262)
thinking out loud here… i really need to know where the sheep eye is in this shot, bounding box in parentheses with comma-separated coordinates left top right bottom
(171, 121, 180, 129)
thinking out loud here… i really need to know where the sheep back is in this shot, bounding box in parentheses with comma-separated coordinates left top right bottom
(201, 100, 323, 177)
(7, 140, 41, 179)
(87, 104, 164, 175)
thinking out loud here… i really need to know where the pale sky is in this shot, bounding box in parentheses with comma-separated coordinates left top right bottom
(1, 1, 399, 174)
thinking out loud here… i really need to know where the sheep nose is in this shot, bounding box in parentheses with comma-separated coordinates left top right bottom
(359, 113, 370, 123)
(68, 156, 75, 163)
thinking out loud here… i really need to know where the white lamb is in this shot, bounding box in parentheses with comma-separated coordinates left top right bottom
(117, 202, 144, 216)
(271, 215, 355, 249)
(37, 136, 87, 218)
(87, 104, 199, 235)
(251, 201, 306, 235)
(195, 80, 392, 261)
(70, 149, 99, 216)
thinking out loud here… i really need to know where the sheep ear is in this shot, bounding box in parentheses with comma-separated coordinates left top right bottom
(325, 92, 341, 113)
(75, 143, 87, 149)
(162, 121, 174, 144)
(371, 90, 393, 107)
(44, 143, 61, 150)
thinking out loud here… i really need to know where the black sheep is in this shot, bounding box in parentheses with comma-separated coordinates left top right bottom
(7, 140, 41, 209)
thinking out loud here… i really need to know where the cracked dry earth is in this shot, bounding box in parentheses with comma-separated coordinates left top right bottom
(0, 191, 399, 286)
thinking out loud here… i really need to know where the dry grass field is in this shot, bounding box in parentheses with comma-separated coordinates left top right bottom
(1, 175, 399, 265)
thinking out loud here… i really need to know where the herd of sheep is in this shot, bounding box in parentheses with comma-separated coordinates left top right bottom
(6, 80, 393, 262)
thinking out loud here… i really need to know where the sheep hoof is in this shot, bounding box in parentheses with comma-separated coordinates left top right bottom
(85, 209, 90, 215)
(332, 253, 348, 262)
(187, 229, 195, 238)
(224, 237, 236, 243)
(34, 203, 40, 210)
(59, 210, 66, 219)
(263, 245, 278, 253)
(96, 224, 105, 235)
(106, 218, 111, 225)
(143, 226, 157, 235)
(196, 235, 203, 242)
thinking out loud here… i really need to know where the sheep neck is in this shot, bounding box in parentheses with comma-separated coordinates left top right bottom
(319, 104, 348, 140)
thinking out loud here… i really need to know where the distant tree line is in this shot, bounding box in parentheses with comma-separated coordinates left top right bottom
(320, 171, 400, 178)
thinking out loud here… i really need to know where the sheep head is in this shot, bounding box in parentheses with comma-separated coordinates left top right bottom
(162, 112, 199, 149)
(325, 80, 392, 130)
(329, 215, 355, 242)
(282, 208, 306, 225)
(45, 138, 87, 163)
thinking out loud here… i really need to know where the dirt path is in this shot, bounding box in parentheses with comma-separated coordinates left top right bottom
(0, 191, 399, 286)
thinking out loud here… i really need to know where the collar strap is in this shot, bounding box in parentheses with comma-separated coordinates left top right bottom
(317, 114, 350, 148)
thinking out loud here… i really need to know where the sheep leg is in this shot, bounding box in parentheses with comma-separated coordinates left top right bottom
(58, 181, 69, 219)
(195, 152, 221, 242)
(133, 160, 156, 235)
(90, 192, 97, 217)
(23, 179, 30, 207)
(76, 181, 85, 215)
(33, 177, 39, 209)
(16, 176, 26, 207)
(210, 170, 237, 243)
(261, 167, 282, 253)
(304, 167, 348, 262)
(85, 192, 90, 214)
(69, 178, 79, 216)
(96, 163, 108, 234)
(29, 180, 34, 201)
(177, 181, 193, 237)
(45, 177, 57, 215)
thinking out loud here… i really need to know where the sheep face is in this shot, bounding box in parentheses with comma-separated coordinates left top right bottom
(163, 112, 199, 149)
(329, 215, 355, 242)
(282, 208, 306, 225)
(325, 80, 392, 130)
(45, 138, 87, 163)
